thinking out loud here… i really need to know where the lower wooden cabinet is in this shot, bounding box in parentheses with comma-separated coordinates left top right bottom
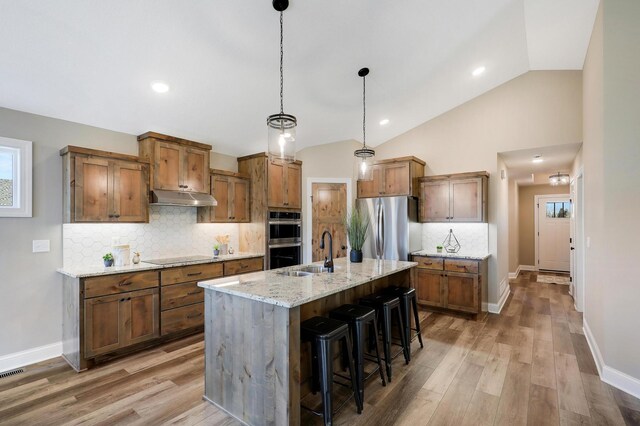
(413, 255, 487, 317)
(84, 288, 159, 358)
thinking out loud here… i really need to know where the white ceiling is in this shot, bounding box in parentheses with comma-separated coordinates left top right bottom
(0, 0, 599, 156)
(500, 143, 582, 185)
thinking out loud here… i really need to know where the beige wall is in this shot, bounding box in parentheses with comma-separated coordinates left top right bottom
(374, 71, 583, 304)
(583, 0, 640, 381)
(211, 152, 238, 173)
(517, 184, 570, 267)
(0, 106, 237, 358)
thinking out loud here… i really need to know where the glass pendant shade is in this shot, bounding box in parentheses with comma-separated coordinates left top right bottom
(267, 113, 296, 162)
(355, 147, 375, 181)
(549, 172, 570, 186)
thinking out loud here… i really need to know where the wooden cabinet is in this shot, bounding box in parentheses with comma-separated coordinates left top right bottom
(419, 172, 488, 223)
(357, 156, 425, 198)
(197, 170, 251, 223)
(84, 287, 159, 358)
(61, 146, 149, 223)
(268, 158, 302, 209)
(412, 254, 487, 318)
(138, 132, 211, 194)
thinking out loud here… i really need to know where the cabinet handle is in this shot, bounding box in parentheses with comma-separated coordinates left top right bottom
(127, 297, 131, 301)
(187, 312, 203, 319)
(108, 214, 114, 218)
(119, 281, 132, 286)
(187, 290, 202, 296)
(240, 264, 248, 269)
(120, 298, 125, 302)
(114, 214, 120, 218)
(187, 272, 203, 277)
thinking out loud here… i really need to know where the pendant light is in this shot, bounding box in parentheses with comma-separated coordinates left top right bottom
(267, 0, 296, 163)
(549, 172, 570, 186)
(354, 68, 375, 181)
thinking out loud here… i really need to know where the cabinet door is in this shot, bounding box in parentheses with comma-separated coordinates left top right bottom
(154, 142, 182, 191)
(382, 162, 410, 196)
(211, 175, 231, 221)
(84, 293, 125, 357)
(415, 268, 445, 307)
(444, 272, 479, 313)
(357, 165, 383, 198)
(420, 181, 450, 222)
(183, 147, 209, 193)
(268, 159, 285, 208)
(112, 161, 149, 222)
(124, 288, 159, 346)
(74, 156, 111, 222)
(231, 177, 250, 222)
(285, 163, 302, 208)
(450, 178, 483, 222)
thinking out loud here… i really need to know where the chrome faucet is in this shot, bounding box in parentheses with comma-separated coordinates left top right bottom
(319, 230, 334, 272)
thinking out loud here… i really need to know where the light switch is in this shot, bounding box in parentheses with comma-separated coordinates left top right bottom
(586, 237, 591, 248)
(32, 240, 50, 253)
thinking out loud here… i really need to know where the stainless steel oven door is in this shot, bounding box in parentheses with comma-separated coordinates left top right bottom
(268, 242, 302, 270)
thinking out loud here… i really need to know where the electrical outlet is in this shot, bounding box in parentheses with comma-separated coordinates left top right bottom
(32, 240, 50, 253)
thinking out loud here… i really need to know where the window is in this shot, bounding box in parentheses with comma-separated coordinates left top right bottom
(0, 137, 32, 217)
(546, 201, 570, 218)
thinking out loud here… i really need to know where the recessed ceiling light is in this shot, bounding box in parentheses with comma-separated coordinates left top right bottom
(151, 81, 170, 93)
(379, 119, 390, 126)
(532, 155, 544, 163)
(472, 66, 486, 77)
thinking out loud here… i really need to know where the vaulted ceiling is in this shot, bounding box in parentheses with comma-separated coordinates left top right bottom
(0, 0, 599, 156)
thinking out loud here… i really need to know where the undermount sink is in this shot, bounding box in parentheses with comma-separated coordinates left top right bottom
(297, 265, 331, 274)
(278, 270, 314, 277)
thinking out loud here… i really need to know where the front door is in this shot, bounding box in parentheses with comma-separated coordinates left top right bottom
(311, 183, 347, 262)
(537, 195, 570, 271)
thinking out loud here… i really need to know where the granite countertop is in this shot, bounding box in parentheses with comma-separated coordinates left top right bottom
(411, 250, 490, 260)
(198, 257, 417, 308)
(57, 253, 264, 278)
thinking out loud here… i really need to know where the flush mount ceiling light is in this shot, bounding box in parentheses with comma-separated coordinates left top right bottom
(267, 0, 297, 163)
(150, 81, 170, 93)
(379, 118, 390, 126)
(549, 172, 570, 186)
(532, 155, 544, 163)
(472, 66, 486, 77)
(354, 67, 375, 181)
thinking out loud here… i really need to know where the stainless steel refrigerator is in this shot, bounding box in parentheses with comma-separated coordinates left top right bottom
(356, 196, 422, 261)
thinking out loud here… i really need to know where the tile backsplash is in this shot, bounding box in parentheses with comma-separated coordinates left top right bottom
(63, 206, 240, 268)
(422, 223, 489, 254)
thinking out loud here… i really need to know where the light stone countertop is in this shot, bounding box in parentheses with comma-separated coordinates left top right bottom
(197, 257, 418, 308)
(411, 250, 490, 260)
(57, 253, 264, 278)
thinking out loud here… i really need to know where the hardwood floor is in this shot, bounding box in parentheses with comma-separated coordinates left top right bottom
(1, 271, 638, 425)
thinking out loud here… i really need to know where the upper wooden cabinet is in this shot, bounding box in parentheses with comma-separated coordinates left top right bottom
(419, 171, 488, 223)
(138, 132, 211, 194)
(61, 146, 149, 223)
(197, 169, 251, 223)
(268, 158, 302, 209)
(357, 156, 425, 198)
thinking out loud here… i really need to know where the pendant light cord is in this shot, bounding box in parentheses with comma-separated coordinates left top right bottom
(362, 74, 366, 148)
(280, 11, 284, 115)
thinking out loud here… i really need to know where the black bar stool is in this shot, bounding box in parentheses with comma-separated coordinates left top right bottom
(301, 316, 362, 424)
(329, 304, 386, 412)
(384, 286, 424, 361)
(359, 293, 409, 382)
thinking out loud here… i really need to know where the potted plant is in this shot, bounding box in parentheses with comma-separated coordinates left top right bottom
(436, 245, 443, 253)
(102, 253, 114, 267)
(213, 244, 220, 257)
(344, 207, 370, 263)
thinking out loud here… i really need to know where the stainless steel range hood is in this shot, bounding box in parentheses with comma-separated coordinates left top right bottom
(150, 190, 217, 207)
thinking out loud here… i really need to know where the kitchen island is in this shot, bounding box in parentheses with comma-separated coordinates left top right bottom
(197, 257, 417, 425)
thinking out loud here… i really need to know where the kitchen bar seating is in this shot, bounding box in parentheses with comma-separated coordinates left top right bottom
(301, 316, 362, 425)
(384, 286, 424, 361)
(329, 304, 386, 413)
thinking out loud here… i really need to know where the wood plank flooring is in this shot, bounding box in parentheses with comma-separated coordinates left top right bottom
(1, 271, 639, 425)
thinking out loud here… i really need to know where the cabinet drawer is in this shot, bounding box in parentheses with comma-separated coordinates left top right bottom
(161, 282, 204, 311)
(84, 271, 159, 298)
(224, 257, 263, 276)
(444, 259, 479, 274)
(161, 263, 223, 286)
(161, 303, 204, 335)
(414, 256, 444, 270)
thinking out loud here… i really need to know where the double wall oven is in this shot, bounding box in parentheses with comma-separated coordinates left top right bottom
(267, 211, 302, 269)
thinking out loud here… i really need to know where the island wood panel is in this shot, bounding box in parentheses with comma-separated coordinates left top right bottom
(62, 275, 83, 371)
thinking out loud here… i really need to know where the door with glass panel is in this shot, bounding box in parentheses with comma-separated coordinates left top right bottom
(537, 196, 570, 271)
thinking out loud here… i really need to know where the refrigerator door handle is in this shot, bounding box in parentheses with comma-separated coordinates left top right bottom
(376, 200, 382, 259)
(379, 200, 385, 259)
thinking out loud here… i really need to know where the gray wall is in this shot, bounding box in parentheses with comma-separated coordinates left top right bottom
(0, 107, 237, 358)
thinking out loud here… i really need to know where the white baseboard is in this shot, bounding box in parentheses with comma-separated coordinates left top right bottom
(482, 302, 488, 312)
(583, 320, 640, 399)
(519, 264, 537, 272)
(488, 278, 510, 314)
(0, 341, 62, 373)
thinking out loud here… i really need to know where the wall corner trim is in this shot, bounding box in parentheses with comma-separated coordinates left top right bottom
(488, 280, 510, 314)
(583, 320, 640, 400)
(0, 341, 62, 373)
